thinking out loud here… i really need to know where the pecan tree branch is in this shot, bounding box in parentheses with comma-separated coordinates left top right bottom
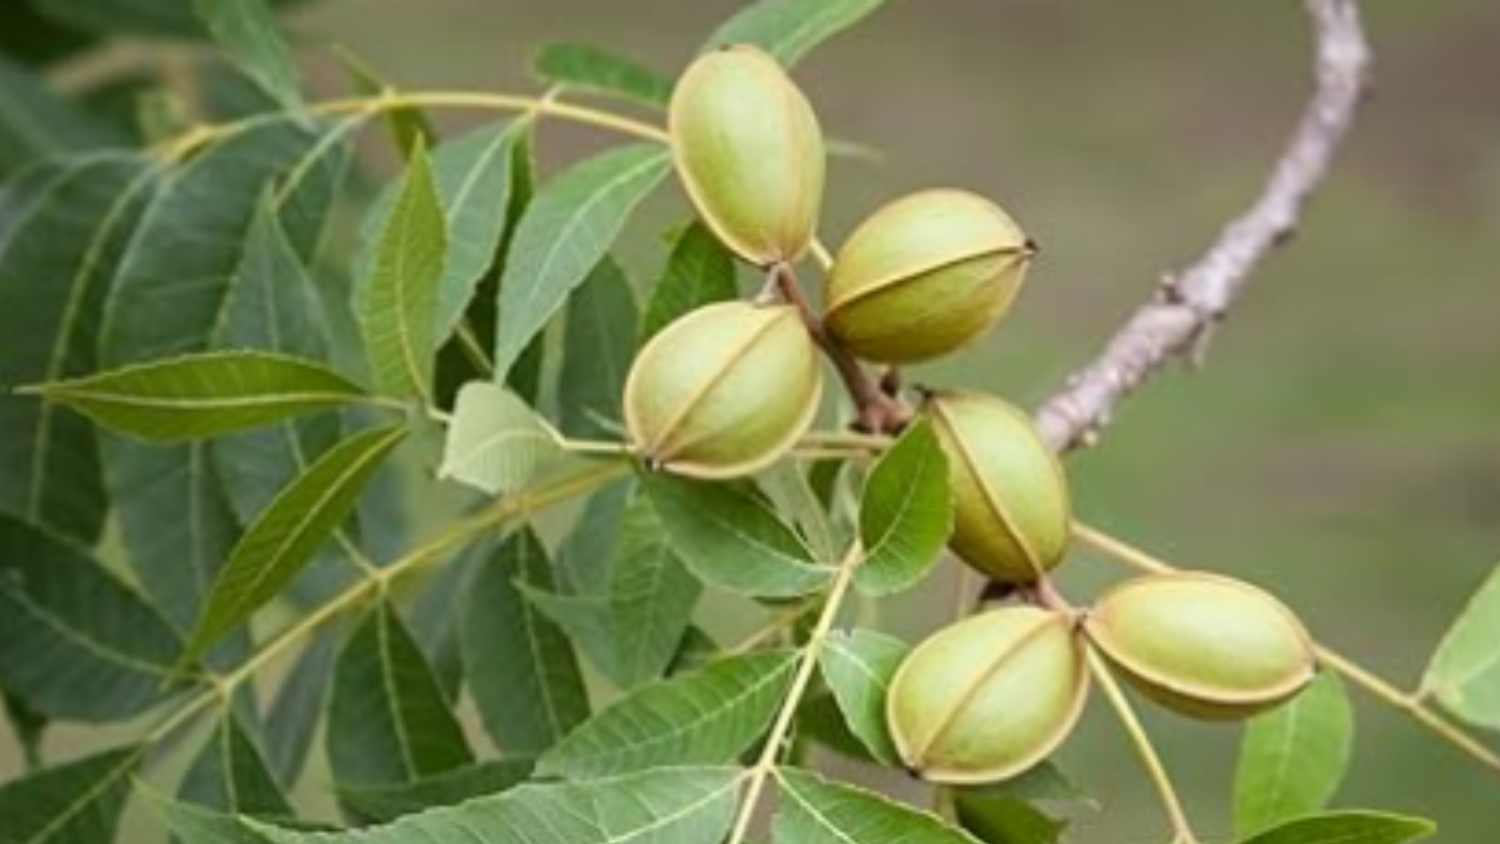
(1033, 0, 1372, 451)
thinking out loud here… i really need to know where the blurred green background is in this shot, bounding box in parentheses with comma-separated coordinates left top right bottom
(6, 0, 1500, 840)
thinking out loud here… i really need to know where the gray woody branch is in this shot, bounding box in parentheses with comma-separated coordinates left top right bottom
(1033, 0, 1372, 451)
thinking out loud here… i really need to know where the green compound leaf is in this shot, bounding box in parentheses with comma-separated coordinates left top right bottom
(1235, 672, 1354, 838)
(148, 793, 278, 844)
(523, 495, 701, 689)
(1233, 811, 1435, 844)
(0, 58, 127, 172)
(23, 351, 366, 442)
(0, 155, 155, 543)
(359, 119, 523, 342)
(192, 0, 303, 109)
(264, 630, 338, 786)
(532, 43, 674, 108)
(774, 767, 978, 844)
(179, 711, 292, 817)
(182, 424, 407, 666)
(646, 474, 830, 598)
(248, 767, 742, 844)
(539, 650, 796, 779)
(493, 144, 670, 379)
(640, 221, 738, 344)
(855, 419, 951, 596)
(327, 600, 474, 787)
(0, 514, 190, 722)
(26, 350, 366, 443)
(817, 629, 909, 766)
(704, 0, 890, 67)
(437, 382, 560, 496)
(954, 792, 1065, 844)
(462, 530, 589, 756)
(337, 759, 535, 825)
(212, 195, 340, 525)
(100, 116, 353, 636)
(0, 745, 142, 844)
(1424, 561, 1500, 730)
(356, 139, 446, 401)
(559, 258, 637, 439)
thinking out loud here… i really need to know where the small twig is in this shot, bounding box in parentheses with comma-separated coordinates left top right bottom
(1032, 0, 1371, 451)
(727, 542, 864, 844)
(1087, 647, 1201, 844)
(769, 263, 911, 434)
(1072, 519, 1500, 779)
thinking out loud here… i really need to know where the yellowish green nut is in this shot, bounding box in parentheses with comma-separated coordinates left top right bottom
(926, 390, 1071, 585)
(669, 45, 825, 266)
(824, 189, 1032, 363)
(887, 606, 1088, 784)
(623, 301, 822, 480)
(1084, 571, 1318, 721)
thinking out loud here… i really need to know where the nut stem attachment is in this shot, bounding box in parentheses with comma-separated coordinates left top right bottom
(768, 262, 912, 434)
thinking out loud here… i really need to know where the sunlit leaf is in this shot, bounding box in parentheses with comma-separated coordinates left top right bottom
(639, 221, 738, 344)
(360, 119, 523, 342)
(1234, 811, 1434, 844)
(192, 0, 303, 108)
(559, 258, 637, 438)
(0, 155, 155, 541)
(1424, 562, 1500, 729)
(703, 0, 889, 67)
(493, 144, 670, 379)
(24, 351, 367, 442)
(1236, 672, 1354, 837)
(250, 767, 742, 844)
(0, 745, 141, 844)
(437, 381, 560, 495)
(646, 474, 831, 598)
(183, 424, 407, 665)
(817, 629, 908, 765)
(337, 759, 535, 825)
(774, 767, 976, 844)
(462, 530, 589, 755)
(356, 139, 446, 401)
(532, 43, 673, 108)
(0, 514, 190, 722)
(327, 600, 473, 787)
(855, 419, 951, 596)
(539, 650, 796, 779)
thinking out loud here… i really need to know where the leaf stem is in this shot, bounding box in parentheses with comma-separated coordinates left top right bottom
(728, 542, 864, 844)
(1072, 519, 1500, 779)
(771, 263, 910, 434)
(162, 89, 668, 160)
(138, 461, 630, 752)
(557, 437, 636, 457)
(1086, 646, 1200, 844)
